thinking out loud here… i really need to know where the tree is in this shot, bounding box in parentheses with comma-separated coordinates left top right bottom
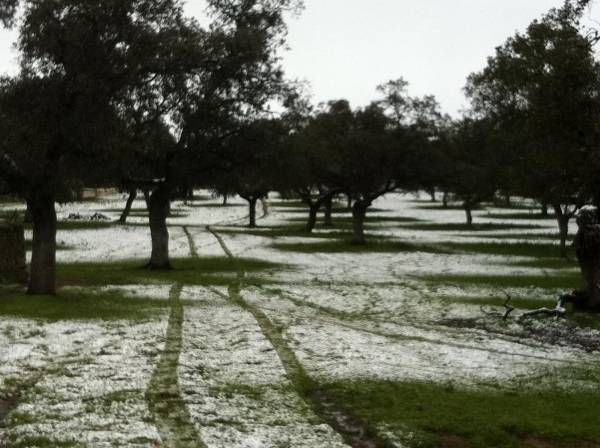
(466, 2, 600, 256)
(222, 118, 290, 228)
(120, 0, 301, 268)
(310, 100, 404, 244)
(286, 95, 343, 233)
(0, 0, 223, 291)
(446, 118, 500, 226)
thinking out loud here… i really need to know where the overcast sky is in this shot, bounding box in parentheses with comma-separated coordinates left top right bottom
(0, 1, 598, 116)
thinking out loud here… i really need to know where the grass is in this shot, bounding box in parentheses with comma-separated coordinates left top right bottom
(56, 257, 285, 287)
(442, 241, 574, 259)
(25, 240, 74, 251)
(273, 239, 450, 254)
(0, 287, 167, 321)
(46, 221, 115, 231)
(509, 257, 578, 270)
(448, 295, 557, 310)
(471, 232, 567, 241)
(216, 223, 371, 241)
(400, 222, 544, 232)
(485, 212, 556, 220)
(286, 216, 422, 229)
(427, 272, 581, 290)
(322, 379, 600, 448)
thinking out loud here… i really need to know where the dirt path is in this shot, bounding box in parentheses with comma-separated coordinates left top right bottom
(146, 283, 207, 448)
(206, 225, 396, 448)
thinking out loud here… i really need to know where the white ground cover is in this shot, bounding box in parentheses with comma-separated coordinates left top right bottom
(1, 192, 598, 447)
(0, 314, 168, 447)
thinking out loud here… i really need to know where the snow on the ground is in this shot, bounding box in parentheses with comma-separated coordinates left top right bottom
(179, 288, 348, 448)
(0, 314, 168, 447)
(1, 191, 598, 447)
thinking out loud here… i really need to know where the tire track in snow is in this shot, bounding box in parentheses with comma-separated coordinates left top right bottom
(206, 225, 396, 448)
(146, 283, 207, 448)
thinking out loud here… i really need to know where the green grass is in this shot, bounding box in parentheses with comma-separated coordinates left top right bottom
(322, 379, 600, 448)
(56, 257, 285, 287)
(48, 221, 115, 230)
(509, 257, 578, 270)
(216, 224, 367, 240)
(448, 295, 557, 310)
(273, 239, 450, 254)
(286, 216, 422, 229)
(0, 288, 167, 321)
(485, 212, 556, 220)
(427, 272, 581, 289)
(400, 222, 544, 232)
(443, 242, 574, 259)
(471, 232, 567, 241)
(25, 240, 74, 251)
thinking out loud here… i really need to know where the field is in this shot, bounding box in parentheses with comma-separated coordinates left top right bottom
(1, 193, 599, 448)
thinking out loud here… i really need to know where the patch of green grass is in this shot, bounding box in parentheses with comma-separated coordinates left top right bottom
(448, 295, 556, 310)
(97, 207, 147, 214)
(415, 204, 483, 210)
(401, 222, 544, 232)
(57, 257, 285, 287)
(485, 212, 556, 220)
(126, 211, 189, 218)
(51, 221, 116, 230)
(471, 232, 567, 241)
(427, 272, 581, 289)
(509, 258, 578, 270)
(322, 379, 600, 448)
(0, 288, 167, 321)
(286, 215, 421, 228)
(217, 224, 362, 240)
(443, 241, 574, 259)
(273, 239, 450, 254)
(7, 437, 85, 448)
(25, 240, 74, 251)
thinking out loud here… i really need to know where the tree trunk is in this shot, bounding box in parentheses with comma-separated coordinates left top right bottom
(504, 193, 511, 207)
(573, 209, 600, 310)
(442, 191, 449, 209)
(323, 196, 333, 227)
(119, 189, 137, 224)
(0, 223, 27, 284)
(429, 188, 436, 202)
(146, 185, 171, 270)
(306, 203, 319, 233)
(248, 197, 258, 228)
(541, 203, 549, 217)
(346, 194, 352, 211)
(464, 203, 473, 227)
(27, 193, 57, 295)
(553, 204, 570, 258)
(222, 195, 228, 206)
(352, 201, 369, 245)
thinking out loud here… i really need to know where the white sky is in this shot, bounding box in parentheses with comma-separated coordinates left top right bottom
(0, 1, 598, 116)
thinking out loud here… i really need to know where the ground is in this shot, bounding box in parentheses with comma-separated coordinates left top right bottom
(0, 193, 599, 448)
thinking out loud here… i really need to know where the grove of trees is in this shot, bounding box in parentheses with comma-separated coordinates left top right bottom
(2, 0, 600, 311)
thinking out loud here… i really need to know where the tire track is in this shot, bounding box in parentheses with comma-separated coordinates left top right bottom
(146, 283, 207, 448)
(206, 225, 395, 448)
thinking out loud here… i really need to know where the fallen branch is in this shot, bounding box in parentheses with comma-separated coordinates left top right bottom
(519, 295, 568, 321)
(482, 293, 568, 322)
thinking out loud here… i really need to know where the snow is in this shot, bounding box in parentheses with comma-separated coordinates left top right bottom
(1, 191, 598, 447)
